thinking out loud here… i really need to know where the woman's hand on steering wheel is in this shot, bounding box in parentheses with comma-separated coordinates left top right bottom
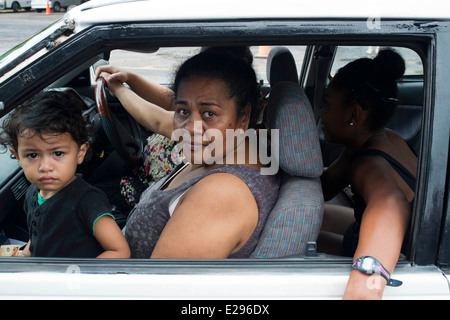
(94, 77, 143, 166)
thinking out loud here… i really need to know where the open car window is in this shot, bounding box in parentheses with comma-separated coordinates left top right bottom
(330, 46, 423, 78)
(108, 46, 307, 85)
(0, 0, 446, 299)
(0, 117, 19, 183)
(1, 43, 424, 260)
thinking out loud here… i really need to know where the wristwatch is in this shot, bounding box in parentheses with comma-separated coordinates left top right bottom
(352, 256, 403, 287)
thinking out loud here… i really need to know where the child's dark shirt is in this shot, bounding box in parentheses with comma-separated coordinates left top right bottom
(24, 175, 113, 257)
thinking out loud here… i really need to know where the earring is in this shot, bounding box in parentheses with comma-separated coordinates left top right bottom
(349, 122, 354, 126)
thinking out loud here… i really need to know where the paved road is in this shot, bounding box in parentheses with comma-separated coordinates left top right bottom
(0, 10, 306, 83)
(0, 10, 64, 55)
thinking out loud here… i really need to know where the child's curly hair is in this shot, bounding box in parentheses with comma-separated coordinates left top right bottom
(0, 90, 94, 159)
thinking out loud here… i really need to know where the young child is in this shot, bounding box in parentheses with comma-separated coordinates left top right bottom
(0, 91, 130, 258)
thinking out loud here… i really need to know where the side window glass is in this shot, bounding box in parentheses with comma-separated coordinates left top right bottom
(109, 47, 200, 85)
(108, 46, 307, 85)
(0, 115, 20, 182)
(330, 46, 423, 78)
(251, 46, 306, 84)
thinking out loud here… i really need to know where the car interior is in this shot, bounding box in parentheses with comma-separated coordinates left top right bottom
(0, 43, 424, 260)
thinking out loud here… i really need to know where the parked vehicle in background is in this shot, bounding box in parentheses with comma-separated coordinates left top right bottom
(31, 0, 83, 12)
(0, 0, 31, 11)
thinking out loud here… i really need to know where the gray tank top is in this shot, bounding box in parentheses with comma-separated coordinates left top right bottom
(124, 163, 280, 258)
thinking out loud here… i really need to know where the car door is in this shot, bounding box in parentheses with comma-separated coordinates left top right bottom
(0, 4, 449, 299)
(0, 158, 29, 244)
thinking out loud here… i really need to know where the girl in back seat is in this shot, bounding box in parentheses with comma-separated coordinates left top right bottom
(319, 49, 417, 299)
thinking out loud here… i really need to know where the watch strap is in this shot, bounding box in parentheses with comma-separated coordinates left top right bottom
(386, 278, 403, 287)
(352, 256, 403, 287)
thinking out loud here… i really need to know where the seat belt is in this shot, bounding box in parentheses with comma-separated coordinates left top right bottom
(312, 46, 333, 122)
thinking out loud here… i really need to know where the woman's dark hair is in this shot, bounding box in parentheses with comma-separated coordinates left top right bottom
(331, 48, 406, 131)
(173, 51, 261, 128)
(201, 46, 254, 66)
(0, 90, 93, 156)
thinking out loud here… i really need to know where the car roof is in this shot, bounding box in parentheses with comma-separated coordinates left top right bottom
(69, 0, 450, 30)
(2, 0, 446, 75)
(0, 0, 446, 111)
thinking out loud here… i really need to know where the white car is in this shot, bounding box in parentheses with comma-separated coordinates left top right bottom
(0, 0, 31, 11)
(0, 0, 449, 302)
(30, 0, 83, 12)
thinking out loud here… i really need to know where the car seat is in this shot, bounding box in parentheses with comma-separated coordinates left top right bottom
(250, 79, 324, 258)
(387, 81, 423, 155)
(266, 46, 299, 86)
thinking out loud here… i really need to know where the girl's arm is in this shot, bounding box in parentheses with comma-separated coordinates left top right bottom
(321, 147, 354, 201)
(94, 216, 130, 259)
(343, 158, 411, 299)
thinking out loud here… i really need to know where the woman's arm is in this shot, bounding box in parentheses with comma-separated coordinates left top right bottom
(96, 68, 175, 138)
(95, 65, 175, 111)
(343, 158, 411, 299)
(150, 173, 259, 259)
(111, 84, 174, 138)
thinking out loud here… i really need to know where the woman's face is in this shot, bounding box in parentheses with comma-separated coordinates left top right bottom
(320, 80, 353, 144)
(172, 76, 250, 165)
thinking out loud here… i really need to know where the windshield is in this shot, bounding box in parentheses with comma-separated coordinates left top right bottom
(0, 19, 68, 83)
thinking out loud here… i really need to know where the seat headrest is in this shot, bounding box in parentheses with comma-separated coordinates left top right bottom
(267, 81, 323, 177)
(266, 47, 299, 86)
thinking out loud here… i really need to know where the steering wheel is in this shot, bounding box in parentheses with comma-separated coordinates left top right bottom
(95, 78, 143, 166)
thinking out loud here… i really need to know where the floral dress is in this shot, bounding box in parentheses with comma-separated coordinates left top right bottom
(120, 134, 183, 206)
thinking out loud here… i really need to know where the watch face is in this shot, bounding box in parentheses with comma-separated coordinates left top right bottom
(361, 257, 376, 272)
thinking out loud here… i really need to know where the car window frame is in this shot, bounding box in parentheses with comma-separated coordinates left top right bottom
(0, 18, 447, 269)
(419, 29, 450, 267)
